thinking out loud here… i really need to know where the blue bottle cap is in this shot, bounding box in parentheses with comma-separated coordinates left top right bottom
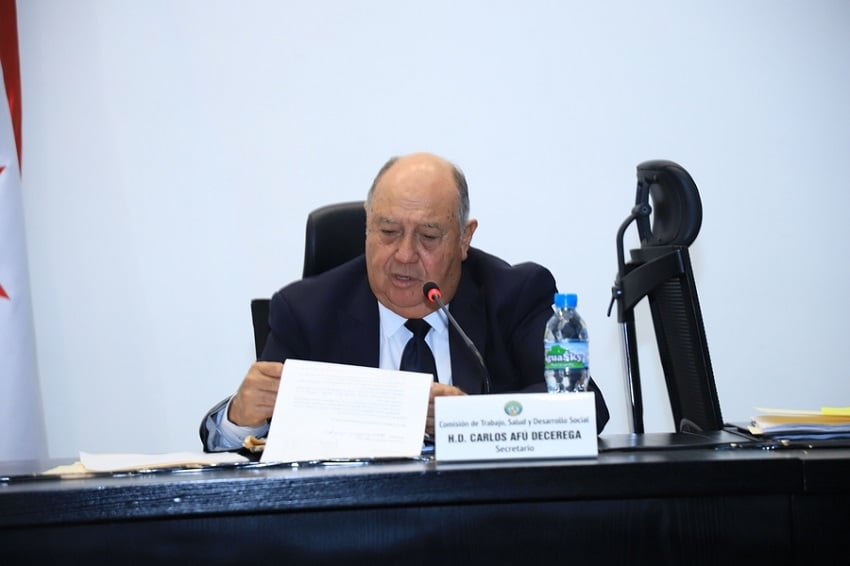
(553, 293, 569, 308)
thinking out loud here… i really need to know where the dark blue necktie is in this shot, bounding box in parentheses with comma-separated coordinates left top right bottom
(400, 319, 438, 382)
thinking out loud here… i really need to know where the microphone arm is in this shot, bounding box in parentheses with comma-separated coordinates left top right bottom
(422, 282, 492, 394)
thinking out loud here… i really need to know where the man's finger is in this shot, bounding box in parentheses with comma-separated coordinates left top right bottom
(254, 361, 284, 378)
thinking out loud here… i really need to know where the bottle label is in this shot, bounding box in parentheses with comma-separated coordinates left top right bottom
(544, 340, 589, 370)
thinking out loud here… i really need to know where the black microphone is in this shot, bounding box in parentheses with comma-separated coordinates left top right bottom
(422, 281, 492, 394)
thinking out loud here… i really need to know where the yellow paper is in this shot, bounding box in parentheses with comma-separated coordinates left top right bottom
(821, 406, 850, 416)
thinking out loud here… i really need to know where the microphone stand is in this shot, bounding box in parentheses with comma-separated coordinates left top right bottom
(423, 283, 492, 394)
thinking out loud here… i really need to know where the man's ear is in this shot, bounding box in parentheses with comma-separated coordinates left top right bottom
(460, 219, 478, 259)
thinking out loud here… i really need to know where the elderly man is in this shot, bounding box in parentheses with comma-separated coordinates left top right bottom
(200, 152, 609, 451)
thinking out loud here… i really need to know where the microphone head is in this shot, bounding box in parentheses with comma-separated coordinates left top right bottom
(423, 281, 441, 303)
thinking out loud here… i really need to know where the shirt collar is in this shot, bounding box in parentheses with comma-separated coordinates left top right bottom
(378, 302, 449, 338)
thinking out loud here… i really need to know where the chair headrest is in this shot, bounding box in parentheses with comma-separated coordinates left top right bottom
(635, 160, 702, 248)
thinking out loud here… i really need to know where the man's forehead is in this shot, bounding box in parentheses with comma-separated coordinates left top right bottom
(369, 181, 458, 218)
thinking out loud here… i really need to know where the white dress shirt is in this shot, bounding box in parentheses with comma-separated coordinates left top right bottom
(377, 302, 451, 385)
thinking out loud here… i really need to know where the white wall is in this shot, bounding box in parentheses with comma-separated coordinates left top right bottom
(16, 0, 850, 458)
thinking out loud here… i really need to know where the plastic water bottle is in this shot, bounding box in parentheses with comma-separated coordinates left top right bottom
(544, 293, 589, 393)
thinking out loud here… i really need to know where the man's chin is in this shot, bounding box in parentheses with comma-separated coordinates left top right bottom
(382, 294, 432, 318)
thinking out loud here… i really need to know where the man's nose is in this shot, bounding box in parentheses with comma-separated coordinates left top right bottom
(394, 233, 419, 262)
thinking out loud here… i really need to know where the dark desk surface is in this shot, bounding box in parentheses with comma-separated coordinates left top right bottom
(2, 432, 849, 564)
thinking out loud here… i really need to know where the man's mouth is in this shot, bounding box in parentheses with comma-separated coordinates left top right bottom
(392, 274, 419, 284)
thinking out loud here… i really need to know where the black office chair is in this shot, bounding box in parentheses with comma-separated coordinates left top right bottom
(610, 160, 723, 433)
(250, 201, 367, 359)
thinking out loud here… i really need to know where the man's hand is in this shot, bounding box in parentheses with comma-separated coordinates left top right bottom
(426, 382, 467, 436)
(227, 361, 283, 427)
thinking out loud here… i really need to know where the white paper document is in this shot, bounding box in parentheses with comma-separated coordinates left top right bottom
(260, 359, 432, 463)
(78, 451, 248, 472)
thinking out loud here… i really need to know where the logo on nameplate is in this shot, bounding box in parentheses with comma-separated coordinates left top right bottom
(504, 400, 523, 417)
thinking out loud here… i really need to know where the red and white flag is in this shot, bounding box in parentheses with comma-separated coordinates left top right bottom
(1, 0, 48, 461)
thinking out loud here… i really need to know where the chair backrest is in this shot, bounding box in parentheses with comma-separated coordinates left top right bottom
(302, 201, 367, 278)
(250, 201, 367, 359)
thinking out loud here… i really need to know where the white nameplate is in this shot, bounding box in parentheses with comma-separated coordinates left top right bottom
(434, 392, 597, 461)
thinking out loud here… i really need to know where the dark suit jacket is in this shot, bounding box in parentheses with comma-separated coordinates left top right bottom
(201, 247, 609, 449)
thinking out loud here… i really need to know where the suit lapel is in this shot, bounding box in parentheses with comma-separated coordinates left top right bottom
(336, 271, 380, 367)
(447, 269, 489, 394)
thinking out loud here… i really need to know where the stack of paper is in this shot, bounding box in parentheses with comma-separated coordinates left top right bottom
(749, 407, 850, 438)
(42, 451, 249, 476)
